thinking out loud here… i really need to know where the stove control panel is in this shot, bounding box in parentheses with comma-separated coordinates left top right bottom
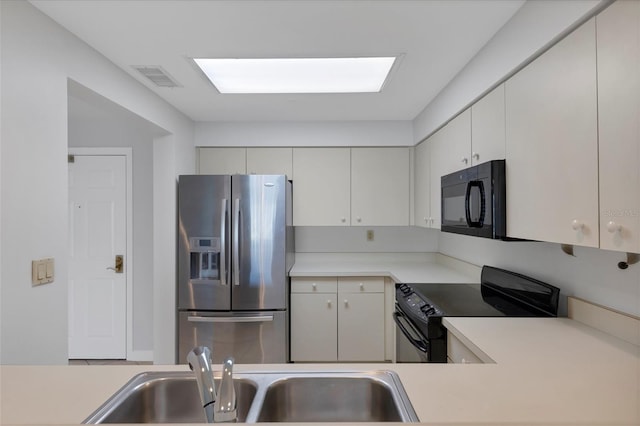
(396, 284, 443, 321)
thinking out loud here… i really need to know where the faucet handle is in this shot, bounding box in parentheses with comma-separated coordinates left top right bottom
(214, 356, 237, 422)
(187, 346, 216, 423)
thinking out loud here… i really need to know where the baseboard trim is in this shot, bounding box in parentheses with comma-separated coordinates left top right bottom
(127, 350, 154, 362)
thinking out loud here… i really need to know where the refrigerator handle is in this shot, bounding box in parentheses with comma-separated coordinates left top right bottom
(233, 198, 240, 286)
(220, 198, 228, 286)
(188, 315, 274, 323)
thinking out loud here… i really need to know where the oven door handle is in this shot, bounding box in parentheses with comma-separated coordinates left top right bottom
(393, 311, 428, 353)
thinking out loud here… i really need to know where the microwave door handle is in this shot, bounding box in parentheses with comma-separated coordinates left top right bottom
(478, 181, 487, 226)
(464, 181, 473, 227)
(393, 311, 428, 353)
(465, 181, 485, 228)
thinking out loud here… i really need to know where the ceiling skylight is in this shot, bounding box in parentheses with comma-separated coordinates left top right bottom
(193, 57, 396, 94)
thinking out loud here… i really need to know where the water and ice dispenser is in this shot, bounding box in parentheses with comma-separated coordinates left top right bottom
(189, 237, 221, 284)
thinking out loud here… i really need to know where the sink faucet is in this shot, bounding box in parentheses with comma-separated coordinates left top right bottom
(187, 346, 237, 423)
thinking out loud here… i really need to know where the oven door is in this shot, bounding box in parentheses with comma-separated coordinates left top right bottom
(393, 308, 429, 363)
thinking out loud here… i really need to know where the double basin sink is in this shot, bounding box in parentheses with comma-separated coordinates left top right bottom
(84, 370, 419, 423)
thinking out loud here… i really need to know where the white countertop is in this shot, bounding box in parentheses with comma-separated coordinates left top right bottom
(2, 254, 638, 425)
(290, 252, 480, 283)
(1, 317, 638, 425)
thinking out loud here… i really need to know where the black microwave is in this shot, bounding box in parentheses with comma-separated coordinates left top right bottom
(441, 159, 506, 239)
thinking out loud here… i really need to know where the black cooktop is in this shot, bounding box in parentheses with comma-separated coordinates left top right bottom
(399, 266, 560, 319)
(408, 283, 503, 317)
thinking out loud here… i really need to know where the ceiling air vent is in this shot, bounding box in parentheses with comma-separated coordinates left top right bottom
(132, 66, 181, 88)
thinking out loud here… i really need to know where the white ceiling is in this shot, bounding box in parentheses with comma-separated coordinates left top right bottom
(31, 0, 525, 122)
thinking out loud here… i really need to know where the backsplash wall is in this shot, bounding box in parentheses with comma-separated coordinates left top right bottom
(296, 226, 639, 318)
(439, 232, 640, 317)
(295, 226, 438, 253)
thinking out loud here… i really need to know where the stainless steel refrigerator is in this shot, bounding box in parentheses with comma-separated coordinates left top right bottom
(176, 175, 294, 364)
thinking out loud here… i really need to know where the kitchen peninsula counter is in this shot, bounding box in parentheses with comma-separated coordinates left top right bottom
(2, 317, 638, 425)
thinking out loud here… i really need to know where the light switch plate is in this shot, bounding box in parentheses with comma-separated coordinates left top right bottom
(32, 258, 54, 286)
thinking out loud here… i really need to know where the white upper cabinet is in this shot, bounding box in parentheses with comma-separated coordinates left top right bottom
(505, 18, 599, 247)
(199, 147, 293, 177)
(471, 84, 506, 165)
(292, 148, 351, 226)
(198, 147, 246, 174)
(246, 147, 293, 178)
(428, 110, 472, 229)
(413, 141, 431, 228)
(597, 0, 640, 253)
(351, 147, 410, 226)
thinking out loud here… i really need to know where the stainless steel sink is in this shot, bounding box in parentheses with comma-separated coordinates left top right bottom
(83, 372, 258, 423)
(256, 375, 407, 422)
(84, 370, 418, 423)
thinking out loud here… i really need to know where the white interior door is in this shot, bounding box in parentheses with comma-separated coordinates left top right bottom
(68, 155, 127, 359)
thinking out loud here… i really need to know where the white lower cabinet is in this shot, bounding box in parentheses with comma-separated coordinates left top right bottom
(290, 277, 385, 362)
(447, 331, 482, 364)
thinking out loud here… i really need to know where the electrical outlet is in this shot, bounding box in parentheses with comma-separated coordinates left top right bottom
(366, 229, 374, 241)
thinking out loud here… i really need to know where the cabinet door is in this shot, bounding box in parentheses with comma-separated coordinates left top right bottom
(246, 148, 293, 178)
(198, 148, 246, 174)
(429, 110, 472, 229)
(505, 19, 598, 247)
(290, 293, 337, 362)
(292, 148, 350, 226)
(351, 147, 410, 226)
(597, 1, 640, 253)
(337, 292, 385, 361)
(471, 84, 505, 165)
(413, 141, 431, 228)
(447, 331, 482, 364)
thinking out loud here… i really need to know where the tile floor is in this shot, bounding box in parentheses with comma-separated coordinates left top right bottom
(69, 359, 153, 365)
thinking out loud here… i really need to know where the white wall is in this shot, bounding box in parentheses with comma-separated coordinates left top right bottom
(0, 0, 194, 364)
(412, 0, 606, 142)
(195, 121, 413, 147)
(68, 93, 158, 356)
(439, 233, 640, 318)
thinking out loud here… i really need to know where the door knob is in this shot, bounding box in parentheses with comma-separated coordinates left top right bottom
(107, 255, 124, 273)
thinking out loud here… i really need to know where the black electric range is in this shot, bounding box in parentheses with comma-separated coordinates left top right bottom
(394, 266, 560, 363)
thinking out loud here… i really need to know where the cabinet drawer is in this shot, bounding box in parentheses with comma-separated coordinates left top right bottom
(447, 332, 483, 364)
(291, 277, 337, 293)
(338, 277, 384, 293)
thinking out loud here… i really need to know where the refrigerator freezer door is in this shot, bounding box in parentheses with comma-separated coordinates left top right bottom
(231, 175, 288, 310)
(178, 175, 231, 310)
(177, 311, 288, 364)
